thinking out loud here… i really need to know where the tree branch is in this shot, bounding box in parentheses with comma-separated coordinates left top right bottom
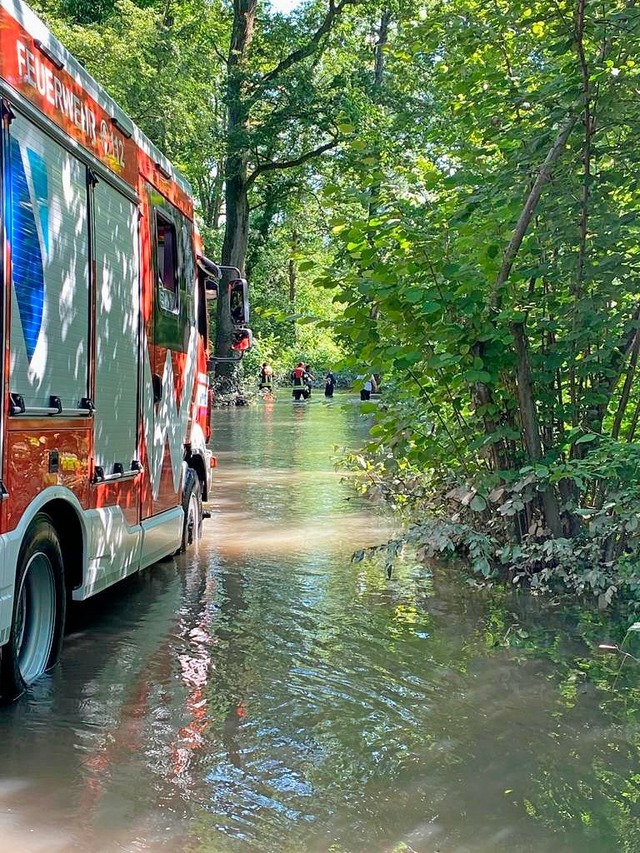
(489, 111, 578, 310)
(247, 138, 338, 186)
(260, 0, 359, 85)
(575, 0, 592, 296)
(612, 327, 640, 440)
(212, 41, 228, 64)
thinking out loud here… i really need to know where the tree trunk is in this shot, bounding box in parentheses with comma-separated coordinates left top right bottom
(374, 9, 390, 87)
(512, 322, 563, 537)
(214, 0, 257, 383)
(627, 396, 640, 443)
(366, 10, 390, 325)
(612, 329, 640, 440)
(212, 0, 356, 383)
(288, 229, 298, 303)
(215, 166, 250, 383)
(568, 0, 594, 438)
(489, 112, 578, 310)
(474, 113, 577, 474)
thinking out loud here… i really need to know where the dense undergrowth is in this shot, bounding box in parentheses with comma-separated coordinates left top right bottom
(345, 392, 640, 609)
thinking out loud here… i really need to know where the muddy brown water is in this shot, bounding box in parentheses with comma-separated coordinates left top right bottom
(0, 394, 638, 852)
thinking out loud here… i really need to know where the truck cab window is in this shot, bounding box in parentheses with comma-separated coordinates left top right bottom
(156, 212, 178, 312)
(197, 269, 208, 340)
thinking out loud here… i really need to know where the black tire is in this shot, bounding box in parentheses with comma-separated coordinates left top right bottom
(0, 513, 66, 702)
(180, 468, 203, 552)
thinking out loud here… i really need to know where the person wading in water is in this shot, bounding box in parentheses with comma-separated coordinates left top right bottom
(359, 374, 377, 401)
(324, 370, 335, 398)
(259, 362, 274, 394)
(304, 364, 315, 398)
(291, 362, 307, 401)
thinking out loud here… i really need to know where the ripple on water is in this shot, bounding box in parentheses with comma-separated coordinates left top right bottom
(0, 400, 632, 853)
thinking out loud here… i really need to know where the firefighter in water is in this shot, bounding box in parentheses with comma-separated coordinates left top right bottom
(258, 362, 274, 392)
(304, 363, 315, 398)
(291, 361, 310, 400)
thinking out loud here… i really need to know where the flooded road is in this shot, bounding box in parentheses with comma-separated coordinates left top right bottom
(1, 395, 640, 852)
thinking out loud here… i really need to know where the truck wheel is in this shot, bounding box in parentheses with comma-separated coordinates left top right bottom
(180, 469, 203, 552)
(0, 513, 66, 701)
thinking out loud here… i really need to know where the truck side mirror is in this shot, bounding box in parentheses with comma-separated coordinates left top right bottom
(229, 278, 249, 326)
(231, 327, 253, 353)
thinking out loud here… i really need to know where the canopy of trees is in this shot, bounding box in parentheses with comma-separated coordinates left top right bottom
(34, 0, 640, 601)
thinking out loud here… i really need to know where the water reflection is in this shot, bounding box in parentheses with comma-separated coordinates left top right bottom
(0, 396, 639, 852)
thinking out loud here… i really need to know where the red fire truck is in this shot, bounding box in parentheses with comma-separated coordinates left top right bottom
(0, 0, 249, 699)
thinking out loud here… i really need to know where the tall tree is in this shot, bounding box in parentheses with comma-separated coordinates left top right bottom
(213, 0, 361, 383)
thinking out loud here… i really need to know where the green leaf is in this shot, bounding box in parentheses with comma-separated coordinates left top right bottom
(442, 263, 460, 277)
(470, 494, 487, 512)
(575, 433, 598, 445)
(404, 287, 425, 303)
(464, 369, 493, 383)
(394, 354, 422, 370)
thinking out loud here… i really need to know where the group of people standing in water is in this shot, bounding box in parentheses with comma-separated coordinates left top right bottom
(258, 361, 336, 399)
(290, 362, 314, 400)
(290, 362, 337, 400)
(258, 362, 377, 401)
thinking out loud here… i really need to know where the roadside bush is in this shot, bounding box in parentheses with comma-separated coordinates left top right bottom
(345, 435, 640, 607)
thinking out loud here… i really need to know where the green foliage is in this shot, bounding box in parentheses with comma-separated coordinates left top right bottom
(347, 435, 640, 603)
(36, 0, 227, 188)
(319, 0, 640, 596)
(35, 0, 640, 593)
(36, 0, 353, 369)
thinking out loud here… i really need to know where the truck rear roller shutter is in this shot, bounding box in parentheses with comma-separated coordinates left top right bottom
(8, 113, 90, 410)
(92, 181, 140, 476)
